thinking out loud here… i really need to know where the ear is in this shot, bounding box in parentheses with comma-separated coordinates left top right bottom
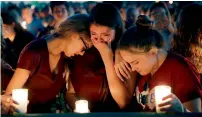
(11, 22, 15, 29)
(148, 47, 158, 56)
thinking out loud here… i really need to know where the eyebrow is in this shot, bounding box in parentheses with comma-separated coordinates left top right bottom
(90, 31, 111, 35)
(130, 60, 138, 63)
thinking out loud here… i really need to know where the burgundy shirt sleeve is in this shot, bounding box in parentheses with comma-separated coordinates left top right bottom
(173, 59, 202, 103)
(17, 44, 41, 75)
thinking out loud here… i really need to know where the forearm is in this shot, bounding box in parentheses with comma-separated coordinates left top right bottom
(183, 98, 201, 112)
(5, 69, 30, 95)
(65, 93, 78, 111)
(99, 50, 132, 108)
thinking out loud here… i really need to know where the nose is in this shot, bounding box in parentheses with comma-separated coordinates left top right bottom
(92, 35, 104, 42)
(132, 66, 139, 72)
(58, 12, 64, 17)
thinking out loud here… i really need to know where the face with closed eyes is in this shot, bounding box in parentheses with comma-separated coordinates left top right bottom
(63, 33, 92, 58)
(90, 23, 115, 44)
(119, 48, 158, 76)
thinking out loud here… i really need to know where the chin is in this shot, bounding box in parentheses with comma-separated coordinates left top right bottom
(64, 53, 70, 57)
(139, 71, 149, 76)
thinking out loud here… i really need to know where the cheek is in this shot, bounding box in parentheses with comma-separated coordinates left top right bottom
(64, 12, 68, 17)
(54, 14, 60, 19)
(90, 35, 97, 40)
(3, 28, 10, 35)
(102, 37, 110, 42)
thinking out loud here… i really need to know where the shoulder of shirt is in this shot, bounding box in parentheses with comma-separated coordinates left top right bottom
(22, 39, 46, 54)
(18, 30, 36, 40)
(166, 52, 194, 69)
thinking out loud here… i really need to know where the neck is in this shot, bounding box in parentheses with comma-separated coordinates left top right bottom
(55, 18, 66, 28)
(46, 35, 64, 56)
(55, 20, 62, 28)
(151, 49, 168, 75)
(8, 31, 16, 42)
(26, 17, 33, 24)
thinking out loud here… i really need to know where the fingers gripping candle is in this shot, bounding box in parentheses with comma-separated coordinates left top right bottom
(155, 85, 171, 113)
(12, 89, 28, 113)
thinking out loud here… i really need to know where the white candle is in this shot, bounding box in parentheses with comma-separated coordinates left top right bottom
(75, 100, 89, 113)
(155, 85, 171, 113)
(12, 89, 28, 113)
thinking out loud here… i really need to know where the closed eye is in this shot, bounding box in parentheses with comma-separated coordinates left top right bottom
(131, 61, 139, 64)
(90, 32, 96, 35)
(103, 34, 110, 36)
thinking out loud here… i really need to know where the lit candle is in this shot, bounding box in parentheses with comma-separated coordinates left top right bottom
(75, 100, 89, 113)
(155, 85, 171, 113)
(169, 0, 173, 4)
(12, 89, 28, 113)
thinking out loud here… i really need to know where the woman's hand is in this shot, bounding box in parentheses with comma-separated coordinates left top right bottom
(1, 94, 29, 114)
(115, 51, 132, 81)
(1, 95, 12, 114)
(1, 94, 20, 114)
(158, 93, 185, 112)
(91, 38, 112, 53)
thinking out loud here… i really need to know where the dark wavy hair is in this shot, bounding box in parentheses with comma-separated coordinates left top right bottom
(89, 3, 124, 52)
(172, 3, 202, 57)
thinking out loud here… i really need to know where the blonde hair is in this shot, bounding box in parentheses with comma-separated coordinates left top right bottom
(54, 14, 91, 43)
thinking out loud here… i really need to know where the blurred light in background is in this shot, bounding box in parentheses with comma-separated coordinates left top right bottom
(21, 21, 27, 29)
(169, 0, 173, 4)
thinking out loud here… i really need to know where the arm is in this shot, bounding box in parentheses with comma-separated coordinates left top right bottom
(65, 79, 77, 110)
(114, 49, 132, 81)
(1, 68, 30, 114)
(99, 48, 135, 108)
(183, 98, 201, 112)
(159, 94, 201, 112)
(5, 68, 30, 95)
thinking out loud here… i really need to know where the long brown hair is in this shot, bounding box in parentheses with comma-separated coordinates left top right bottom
(172, 3, 202, 57)
(53, 14, 91, 44)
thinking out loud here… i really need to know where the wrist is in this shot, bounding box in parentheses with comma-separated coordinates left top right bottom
(99, 48, 113, 56)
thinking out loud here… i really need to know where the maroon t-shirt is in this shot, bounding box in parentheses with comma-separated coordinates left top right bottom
(134, 53, 202, 112)
(17, 39, 66, 113)
(68, 47, 120, 112)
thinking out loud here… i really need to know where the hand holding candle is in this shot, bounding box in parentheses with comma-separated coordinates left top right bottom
(155, 85, 184, 113)
(12, 89, 28, 114)
(155, 85, 171, 113)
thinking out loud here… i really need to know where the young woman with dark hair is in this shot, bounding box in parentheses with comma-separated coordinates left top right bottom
(117, 15, 201, 112)
(65, 3, 136, 112)
(89, 3, 137, 109)
(1, 12, 35, 68)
